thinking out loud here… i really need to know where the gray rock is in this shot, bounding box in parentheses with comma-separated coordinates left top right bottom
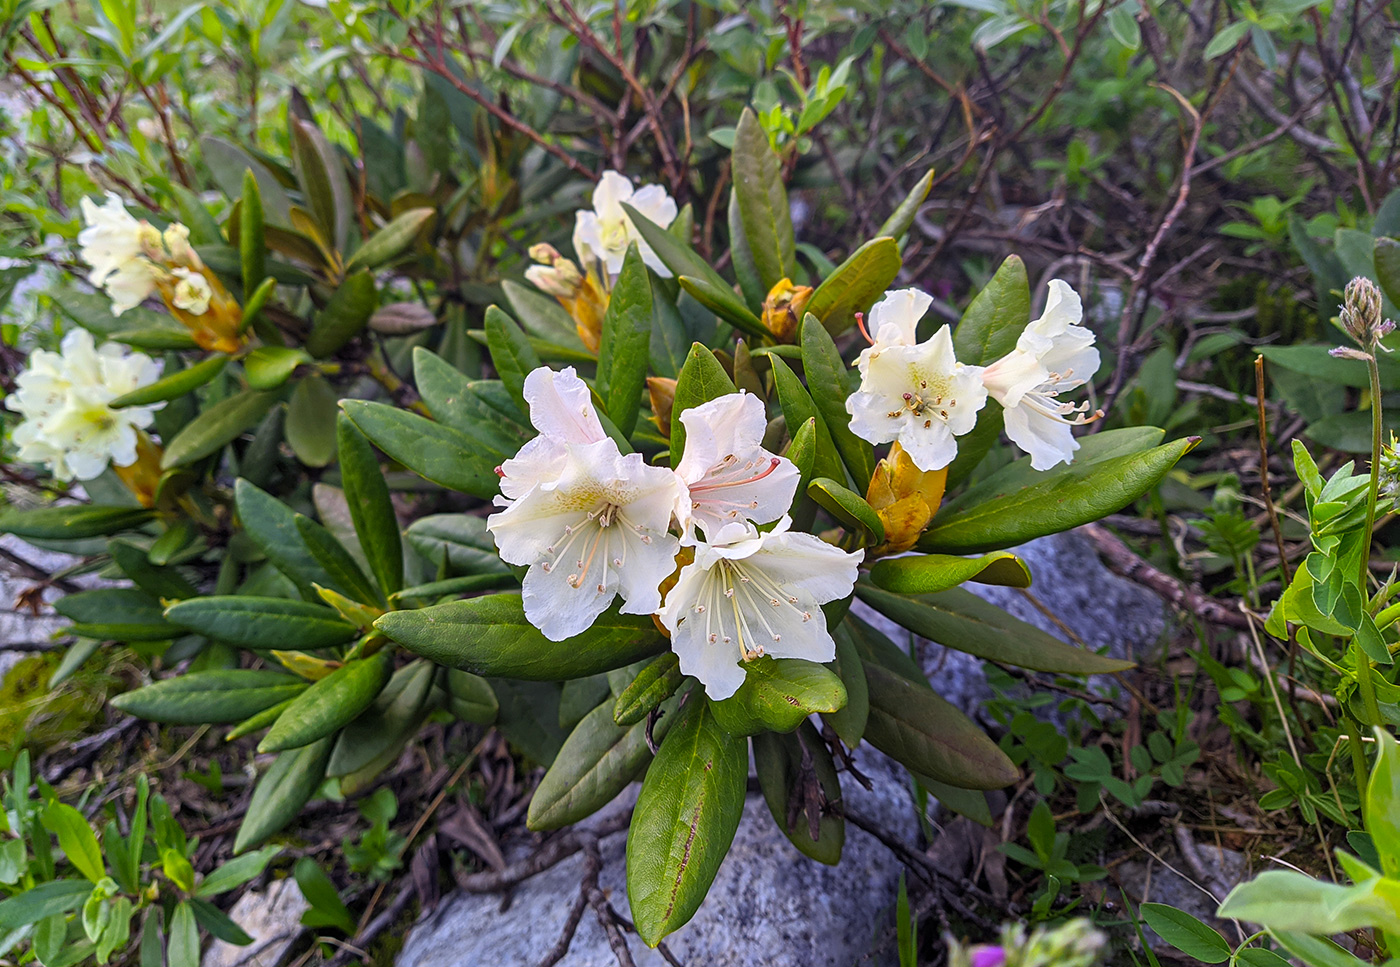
(398, 747, 921, 967)
(202, 877, 309, 967)
(0, 535, 111, 686)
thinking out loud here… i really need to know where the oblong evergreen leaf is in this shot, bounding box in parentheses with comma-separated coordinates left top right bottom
(626, 700, 747, 947)
(111, 670, 307, 724)
(855, 583, 1132, 674)
(374, 594, 667, 679)
(258, 652, 392, 753)
(164, 596, 358, 650)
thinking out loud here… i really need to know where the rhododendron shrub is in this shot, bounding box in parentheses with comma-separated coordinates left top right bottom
(0, 107, 1193, 946)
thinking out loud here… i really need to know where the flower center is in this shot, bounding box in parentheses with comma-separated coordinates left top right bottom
(679, 559, 815, 662)
(538, 502, 653, 592)
(886, 377, 956, 430)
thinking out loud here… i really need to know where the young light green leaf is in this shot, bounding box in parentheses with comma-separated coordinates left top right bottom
(40, 804, 105, 884)
(1141, 903, 1230, 963)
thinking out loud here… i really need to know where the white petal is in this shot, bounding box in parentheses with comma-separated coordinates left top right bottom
(523, 366, 605, 444)
(497, 435, 569, 500)
(592, 170, 635, 221)
(899, 418, 958, 471)
(1003, 398, 1080, 470)
(613, 523, 681, 616)
(1019, 279, 1084, 355)
(520, 526, 618, 641)
(867, 287, 932, 350)
(573, 211, 602, 272)
(753, 529, 861, 604)
(845, 387, 903, 448)
(664, 566, 748, 700)
(942, 365, 988, 436)
(980, 348, 1047, 409)
(676, 392, 767, 476)
(628, 185, 678, 229)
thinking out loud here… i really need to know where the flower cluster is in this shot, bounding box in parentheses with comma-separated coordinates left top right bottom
(78, 193, 243, 353)
(848, 280, 1101, 472)
(4, 329, 163, 482)
(526, 170, 677, 352)
(487, 368, 860, 700)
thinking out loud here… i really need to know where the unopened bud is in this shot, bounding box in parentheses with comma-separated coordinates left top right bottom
(761, 278, 814, 342)
(1340, 276, 1391, 348)
(525, 262, 583, 299)
(647, 377, 678, 437)
(529, 242, 564, 264)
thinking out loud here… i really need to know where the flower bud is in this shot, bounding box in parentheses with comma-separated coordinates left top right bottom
(866, 441, 947, 555)
(647, 376, 678, 438)
(761, 278, 814, 342)
(1340, 276, 1392, 348)
(525, 262, 583, 300)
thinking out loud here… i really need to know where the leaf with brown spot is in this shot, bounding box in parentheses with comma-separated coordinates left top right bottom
(626, 699, 746, 947)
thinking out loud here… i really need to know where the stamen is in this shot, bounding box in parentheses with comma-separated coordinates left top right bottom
(855, 310, 873, 345)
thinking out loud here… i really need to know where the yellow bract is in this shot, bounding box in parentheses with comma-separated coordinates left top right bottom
(865, 441, 947, 555)
(760, 277, 813, 342)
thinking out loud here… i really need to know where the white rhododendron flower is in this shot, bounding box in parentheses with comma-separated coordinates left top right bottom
(5, 329, 163, 481)
(856, 287, 933, 375)
(674, 392, 800, 542)
(846, 325, 988, 472)
(78, 192, 161, 314)
(572, 170, 678, 279)
(658, 517, 861, 700)
(488, 439, 685, 641)
(171, 268, 213, 315)
(981, 280, 1101, 470)
(496, 366, 608, 501)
